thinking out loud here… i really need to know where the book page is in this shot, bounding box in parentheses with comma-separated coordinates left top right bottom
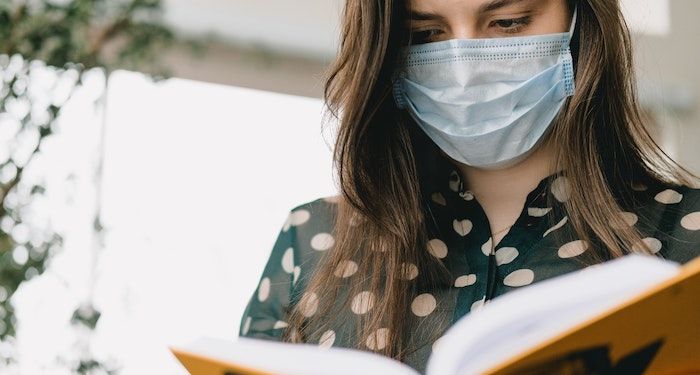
(171, 336, 420, 375)
(490, 256, 700, 374)
(426, 254, 680, 375)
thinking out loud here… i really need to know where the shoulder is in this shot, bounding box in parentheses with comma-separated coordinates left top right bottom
(638, 181, 700, 264)
(263, 194, 340, 273)
(631, 178, 700, 213)
(284, 194, 339, 238)
(678, 183, 700, 208)
(288, 195, 339, 221)
(280, 194, 340, 282)
(645, 181, 700, 219)
(674, 183, 700, 231)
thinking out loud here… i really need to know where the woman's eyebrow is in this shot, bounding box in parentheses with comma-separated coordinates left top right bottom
(478, 0, 523, 13)
(410, 0, 531, 22)
(409, 10, 447, 22)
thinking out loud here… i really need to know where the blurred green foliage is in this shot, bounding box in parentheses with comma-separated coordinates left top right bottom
(0, 0, 175, 75)
(0, 0, 177, 372)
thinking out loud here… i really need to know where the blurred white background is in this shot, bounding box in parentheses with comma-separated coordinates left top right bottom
(6, 0, 700, 373)
(11, 72, 336, 373)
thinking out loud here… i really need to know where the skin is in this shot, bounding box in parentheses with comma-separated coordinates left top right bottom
(407, 0, 572, 246)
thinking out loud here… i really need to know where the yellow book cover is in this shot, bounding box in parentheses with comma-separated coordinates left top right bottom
(487, 255, 700, 375)
(170, 254, 700, 375)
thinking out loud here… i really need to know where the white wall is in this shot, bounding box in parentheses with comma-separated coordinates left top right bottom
(620, 0, 670, 36)
(163, 0, 343, 60)
(13, 70, 338, 374)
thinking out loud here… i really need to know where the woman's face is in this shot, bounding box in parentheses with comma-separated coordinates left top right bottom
(407, 0, 572, 44)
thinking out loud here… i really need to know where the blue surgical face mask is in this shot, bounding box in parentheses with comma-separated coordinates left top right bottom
(392, 10, 577, 169)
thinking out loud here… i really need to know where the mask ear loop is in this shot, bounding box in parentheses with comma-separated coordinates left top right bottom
(560, 5, 578, 97)
(392, 69, 408, 109)
(568, 5, 578, 39)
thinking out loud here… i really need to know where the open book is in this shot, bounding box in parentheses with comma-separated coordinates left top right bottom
(170, 254, 700, 375)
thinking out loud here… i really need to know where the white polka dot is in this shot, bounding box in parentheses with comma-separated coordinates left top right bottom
(299, 292, 318, 317)
(399, 262, 419, 280)
(257, 277, 271, 302)
(495, 247, 519, 265)
(311, 233, 335, 251)
(454, 274, 476, 287)
(282, 216, 292, 232)
(293, 266, 301, 285)
(655, 189, 683, 204)
(632, 237, 662, 254)
(431, 335, 445, 353)
(551, 176, 571, 202)
(411, 293, 437, 317)
(460, 190, 475, 201)
(281, 247, 294, 273)
(351, 291, 375, 315)
(273, 320, 288, 329)
(366, 328, 389, 350)
(283, 210, 310, 231)
(453, 219, 473, 236)
(470, 297, 486, 312)
(449, 171, 461, 192)
(290, 209, 311, 226)
(558, 240, 588, 258)
(319, 330, 336, 348)
(481, 237, 493, 256)
(528, 207, 552, 217)
(242, 316, 252, 335)
(431, 192, 446, 206)
(334, 260, 358, 278)
(608, 211, 638, 229)
(621, 212, 639, 226)
(503, 269, 535, 287)
(427, 239, 448, 259)
(681, 211, 700, 231)
(543, 216, 568, 237)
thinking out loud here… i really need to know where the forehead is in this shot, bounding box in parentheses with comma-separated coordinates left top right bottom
(409, 0, 541, 13)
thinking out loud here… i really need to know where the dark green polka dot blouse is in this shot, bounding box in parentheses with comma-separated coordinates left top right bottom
(237, 154, 700, 374)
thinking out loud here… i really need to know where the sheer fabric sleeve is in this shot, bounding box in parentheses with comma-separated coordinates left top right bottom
(659, 186, 700, 265)
(237, 210, 299, 340)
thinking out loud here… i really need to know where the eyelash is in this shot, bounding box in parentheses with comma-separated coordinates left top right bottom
(490, 16, 532, 33)
(410, 29, 443, 44)
(409, 16, 533, 44)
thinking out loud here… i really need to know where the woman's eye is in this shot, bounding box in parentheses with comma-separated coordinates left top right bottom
(490, 16, 531, 33)
(410, 29, 442, 44)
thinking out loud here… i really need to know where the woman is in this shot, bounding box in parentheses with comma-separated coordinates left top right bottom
(238, 0, 700, 372)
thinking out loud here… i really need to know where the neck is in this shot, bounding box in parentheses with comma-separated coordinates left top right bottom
(448, 137, 559, 238)
(461, 143, 557, 199)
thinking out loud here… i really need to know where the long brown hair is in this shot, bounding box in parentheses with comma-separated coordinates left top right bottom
(282, 0, 699, 361)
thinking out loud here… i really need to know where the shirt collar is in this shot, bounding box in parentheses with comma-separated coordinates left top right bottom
(430, 152, 567, 216)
